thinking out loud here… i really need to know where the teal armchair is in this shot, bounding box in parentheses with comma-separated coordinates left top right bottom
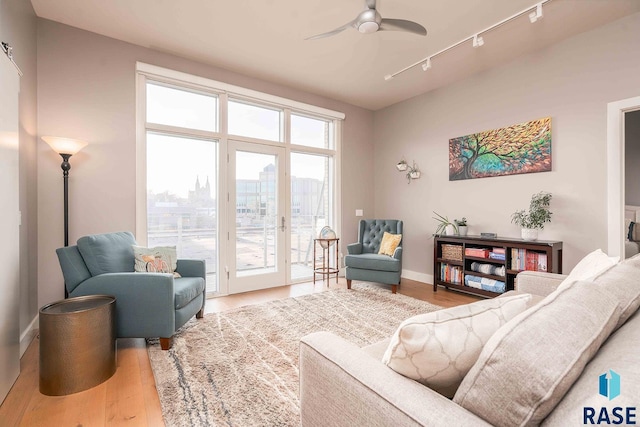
(55, 231, 206, 350)
(344, 219, 403, 293)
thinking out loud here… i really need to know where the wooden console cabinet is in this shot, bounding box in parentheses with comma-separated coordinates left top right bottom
(434, 235, 563, 298)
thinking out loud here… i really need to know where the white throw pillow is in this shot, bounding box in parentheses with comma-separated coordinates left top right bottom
(381, 293, 531, 398)
(558, 249, 618, 290)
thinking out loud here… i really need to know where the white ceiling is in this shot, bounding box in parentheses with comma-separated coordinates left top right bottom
(30, 0, 640, 111)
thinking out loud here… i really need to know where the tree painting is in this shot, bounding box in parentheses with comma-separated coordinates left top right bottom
(449, 117, 551, 181)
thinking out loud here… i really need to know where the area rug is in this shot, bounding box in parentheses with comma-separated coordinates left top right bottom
(147, 283, 443, 426)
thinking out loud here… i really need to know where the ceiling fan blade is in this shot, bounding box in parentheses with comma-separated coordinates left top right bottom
(306, 21, 355, 40)
(365, 0, 376, 9)
(380, 18, 427, 36)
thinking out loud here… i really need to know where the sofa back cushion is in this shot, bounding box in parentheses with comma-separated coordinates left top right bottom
(590, 254, 640, 328)
(56, 245, 92, 293)
(453, 281, 621, 427)
(77, 231, 137, 276)
(541, 309, 640, 426)
(359, 219, 402, 254)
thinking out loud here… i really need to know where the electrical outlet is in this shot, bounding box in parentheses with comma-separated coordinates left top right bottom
(355, 209, 363, 217)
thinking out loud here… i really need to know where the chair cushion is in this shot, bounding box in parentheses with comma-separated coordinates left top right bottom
(453, 280, 621, 427)
(174, 277, 205, 309)
(344, 253, 400, 272)
(77, 231, 137, 276)
(360, 219, 402, 254)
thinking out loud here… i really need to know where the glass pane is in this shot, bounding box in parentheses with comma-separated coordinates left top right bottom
(236, 151, 278, 276)
(228, 99, 282, 142)
(146, 132, 218, 291)
(291, 114, 334, 149)
(290, 153, 333, 281)
(146, 82, 218, 132)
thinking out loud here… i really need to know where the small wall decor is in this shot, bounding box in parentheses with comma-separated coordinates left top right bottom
(396, 159, 408, 171)
(449, 117, 551, 181)
(405, 162, 421, 183)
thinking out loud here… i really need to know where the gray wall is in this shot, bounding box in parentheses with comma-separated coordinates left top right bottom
(373, 12, 640, 280)
(36, 19, 374, 307)
(625, 110, 640, 206)
(1, 0, 38, 346)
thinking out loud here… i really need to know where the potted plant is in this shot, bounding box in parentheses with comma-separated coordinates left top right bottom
(433, 211, 458, 236)
(454, 217, 468, 236)
(406, 163, 421, 183)
(396, 159, 408, 171)
(511, 191, 553, 240)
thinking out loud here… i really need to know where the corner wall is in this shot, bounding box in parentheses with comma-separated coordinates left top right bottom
(36, 19, 374, 306)
(373, 12, 640, 281)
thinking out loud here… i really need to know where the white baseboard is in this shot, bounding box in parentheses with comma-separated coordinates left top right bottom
(20, 315, 39, 357)
(401, 269, 433, 285)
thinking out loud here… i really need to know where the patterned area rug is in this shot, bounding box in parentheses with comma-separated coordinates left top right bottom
(147, 283, 443, 426)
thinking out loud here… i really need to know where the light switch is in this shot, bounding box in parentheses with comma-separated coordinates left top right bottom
(355, 209, 363, 217)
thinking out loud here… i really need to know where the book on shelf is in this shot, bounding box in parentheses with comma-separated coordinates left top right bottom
(510, 248, 548, 272)
(440, 263, 462, 284)
(492, 247, 506, 255)
(489, 252, 506, 260)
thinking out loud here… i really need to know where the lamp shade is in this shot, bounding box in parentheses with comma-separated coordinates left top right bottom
(43, 136, 88, 155)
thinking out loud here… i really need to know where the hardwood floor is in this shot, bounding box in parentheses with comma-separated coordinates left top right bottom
(0, 278, 479, 426)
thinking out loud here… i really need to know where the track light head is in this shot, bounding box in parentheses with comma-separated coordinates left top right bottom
(384, 74, 393, 81)
(529, 3, 543, 23)
(421, 58, 432, 71)
(472, 34, 484, 48)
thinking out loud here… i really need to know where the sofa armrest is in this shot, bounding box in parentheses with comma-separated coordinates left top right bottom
(70, 272, 175, 338)
(393, 246, 403, 260)
(515, 271, 568, 297)
(300, 332, 491, 427)
(347, 243, 362, 255)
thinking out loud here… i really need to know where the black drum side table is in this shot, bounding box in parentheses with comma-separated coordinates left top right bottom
(39, 295, 116, 396)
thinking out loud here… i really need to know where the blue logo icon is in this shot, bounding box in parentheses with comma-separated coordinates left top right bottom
(599, 370, 620, 401)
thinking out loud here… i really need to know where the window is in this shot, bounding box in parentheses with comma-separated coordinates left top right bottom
(138, 63, 343, 294)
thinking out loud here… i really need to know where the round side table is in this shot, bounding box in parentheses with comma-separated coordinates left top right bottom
(39, 295, 116, 396)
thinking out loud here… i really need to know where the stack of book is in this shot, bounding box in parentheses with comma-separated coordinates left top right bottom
(489, 247, 506, 261)
(465, 248, 489, 258)
(510, 248, 548, 271)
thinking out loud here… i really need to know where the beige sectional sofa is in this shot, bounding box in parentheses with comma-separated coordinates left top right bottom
(300, 261, 640, 426)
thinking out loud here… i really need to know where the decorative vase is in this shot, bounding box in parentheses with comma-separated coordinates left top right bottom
(458, 226, 468, 236)
(445, 224, 455, 236)
(521, 228, 539, 241)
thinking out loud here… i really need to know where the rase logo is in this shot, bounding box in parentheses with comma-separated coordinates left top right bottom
(600, 370, 621, 401)
(584, 370, 637, 425)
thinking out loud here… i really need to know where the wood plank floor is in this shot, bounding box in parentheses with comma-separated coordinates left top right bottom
(0, 278, 479, 426)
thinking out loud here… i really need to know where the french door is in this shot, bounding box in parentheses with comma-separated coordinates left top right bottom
(228, 141, 286, 293)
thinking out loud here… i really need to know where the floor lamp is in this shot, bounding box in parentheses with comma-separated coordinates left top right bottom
(43, 136, 87, 297)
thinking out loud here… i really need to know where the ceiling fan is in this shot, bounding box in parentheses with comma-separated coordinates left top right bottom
(306, 0, 427, 40)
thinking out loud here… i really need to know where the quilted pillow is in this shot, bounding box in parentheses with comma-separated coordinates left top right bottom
(132, 245, 180, 277)
(381, 293, 531, 398)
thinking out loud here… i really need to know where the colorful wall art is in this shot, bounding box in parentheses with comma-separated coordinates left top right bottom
(449, 117, 552, 181)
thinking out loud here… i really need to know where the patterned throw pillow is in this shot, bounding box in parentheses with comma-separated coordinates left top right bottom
(132, 245, 180, 277)
(378, 232, 402, 256)
(381, 293, 531, 398)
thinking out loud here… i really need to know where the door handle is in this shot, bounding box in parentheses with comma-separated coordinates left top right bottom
(280, 216, 286, 231)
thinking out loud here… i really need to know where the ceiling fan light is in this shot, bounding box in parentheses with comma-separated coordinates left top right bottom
(359, 21, 380, 33)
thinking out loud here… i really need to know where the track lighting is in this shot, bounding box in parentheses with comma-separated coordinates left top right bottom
(529, 3, 543, 23)
(383, 0, 550, 81)
(472, 34, 484, 48)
